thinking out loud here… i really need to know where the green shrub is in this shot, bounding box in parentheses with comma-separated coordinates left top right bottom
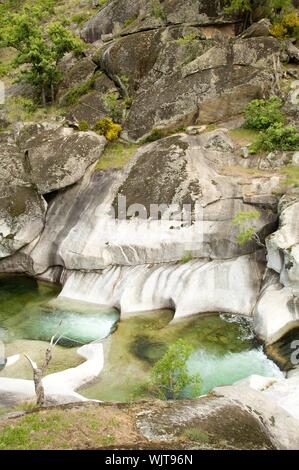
(249, 123, 299, 153)
(232, 210, 261, 246)
(95, 142, 137, 171)
(78, 120, 89, 131)
(93, 117, 122, 141)
(62, 78, 95, 106)
(182, 428, 210, 443)
(180, 252, 194, 264)
(140, 339, 201, 400)
(270, 10, 299, 39)
(244, 97, 284, 130)
(224, 0, 293, 17)
(124, 16, 138, 28)
(151, 0, 166, 21)
(103, 91, 122, 122)
(71, 14, 89, 26)
(176, 33, 199, 45)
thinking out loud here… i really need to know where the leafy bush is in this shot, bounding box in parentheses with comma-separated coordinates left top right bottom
(93, 117, 122, 141)
(270, 11, 299, 39)
(180, 252, 194, 264)
(0, 4, 83, 104)
(232, 210, 260, 246)
(244, 97, 284, 130)
(249, 123, 299, 153)
(224, 0, 293, 17)
(62, 78, 95, 107)
(78, 120, 89, 132)
(103, 91, 122, 122)
(151, 0, 166, 21)
(71, 14, 89, 26)
(140, 339, 201, 400)
(182, 428, 210, 443)
(176, 33, 199, 45)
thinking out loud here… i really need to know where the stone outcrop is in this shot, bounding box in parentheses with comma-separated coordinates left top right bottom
(0, 131, 282, 276)
(58, 254, 264, 317)
(20, 126, 106, 194)
(72, 2, 281, 140)
(0, 124, 106, 257)
(267, 196, 299, 294)
(254, 196, 299, 344)
(0, 132, 46, 258)
(81, 0, 240, 43)
(122, 36, 280, 140)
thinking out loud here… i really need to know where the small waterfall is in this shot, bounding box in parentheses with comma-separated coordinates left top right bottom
(59, 253, 263, 318)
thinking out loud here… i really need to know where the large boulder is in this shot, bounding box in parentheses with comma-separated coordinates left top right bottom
(65, 76, 119, 127)
(20, 126, 106, 194)
(0, 134, 46, 258)
(123, 36, 280, 140)
(0, 186, 46, 258)
(81, 0, 239, 43)
(254, 272, 299, 344)
(266, 196, 299, 294)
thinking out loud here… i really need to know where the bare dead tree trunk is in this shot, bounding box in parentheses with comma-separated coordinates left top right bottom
(24, 326, 62, 406)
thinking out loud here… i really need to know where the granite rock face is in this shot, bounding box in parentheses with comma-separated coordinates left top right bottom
(254, 197, 299, 344)
(76, 2, 281, 141)
(81, 0, 240, 43)
(0, 131, 282, 276)
(0, 133, 46, 258)
(0, 124, 106, 257)
(21, 126, 106, 194)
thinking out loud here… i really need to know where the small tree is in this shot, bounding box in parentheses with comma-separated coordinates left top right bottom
(232, 210, 263, 246)
(1, 11, 83, 105)
(146, 339, 201, 400)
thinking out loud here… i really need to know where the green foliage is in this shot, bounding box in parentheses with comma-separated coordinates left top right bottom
(224, 0, 253, 14)
(143, 339, 201, 400)
(281, 166, 299, 187)
(124, 16, 138, 28)
(270, 10, 299, 39)
(180, 252, 194, 264)
(124, 96, 133, 110)
(0, 62, 12, 77)
(71, 13, 89, 26)
(0, 2, 83, 104)
(151, 0, 166, 21)
(249, 123, 299, 153)
(224, 0, 293, 16)
(182, 427, 210, 443)
(62, 78, 95, 107)
(93, 117, 122, 141)
(78, 120, 89, 132)
(5, 96, 38, 121)
(95, 142, 137, 171)
(244, 97, 284, 130)
(232, 210, 260, 246)
(143, 128, 166, 143)
(103, 91, 122, 122)
(176, 33, 199, 45)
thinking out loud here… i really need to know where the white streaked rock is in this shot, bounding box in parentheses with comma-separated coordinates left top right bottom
(59, 254, 264, 318)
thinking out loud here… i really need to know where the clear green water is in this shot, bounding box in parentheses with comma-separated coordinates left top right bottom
(0, 275, 119, 347)
(0, 275, 283, 403)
